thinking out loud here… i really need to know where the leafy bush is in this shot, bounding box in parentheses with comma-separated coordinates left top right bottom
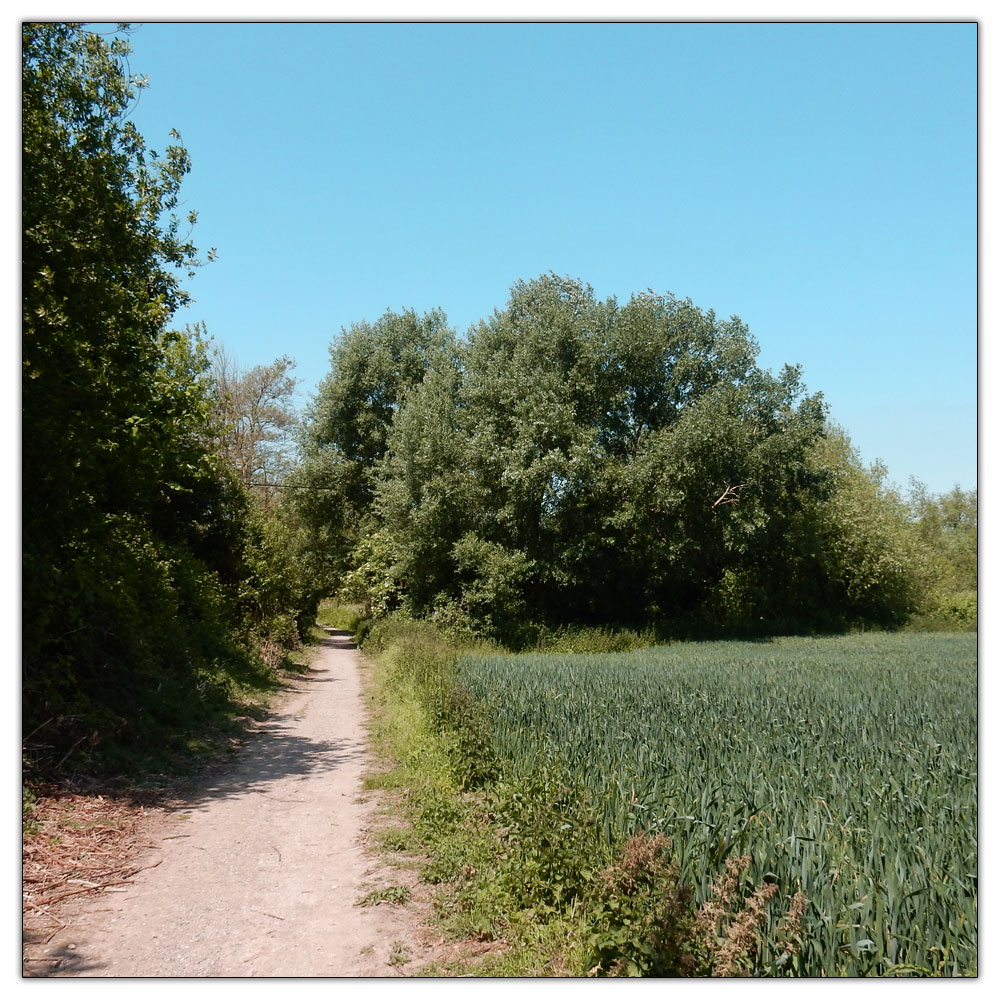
(486, 763, 609, 914)
(908, 590, 977, 632)
(23, 785, 41, 837)
(586, 834, 696, 976)
(429, 684, 500, 789)
(449, 533, 536, 647)
(234, 503, 321, 652)
(338, 531, 406, 619)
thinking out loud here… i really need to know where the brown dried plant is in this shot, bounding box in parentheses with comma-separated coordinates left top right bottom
(693, 855, 805, 976)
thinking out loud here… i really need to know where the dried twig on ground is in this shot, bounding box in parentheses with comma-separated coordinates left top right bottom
(22, 791, 161, 917)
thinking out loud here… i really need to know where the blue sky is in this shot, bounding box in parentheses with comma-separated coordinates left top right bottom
(117, 19, 977, 496)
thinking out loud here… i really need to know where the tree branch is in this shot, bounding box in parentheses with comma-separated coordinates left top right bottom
(712, 483, 750, 509)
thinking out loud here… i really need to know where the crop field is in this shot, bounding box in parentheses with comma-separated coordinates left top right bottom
(456, 632, 977, 976)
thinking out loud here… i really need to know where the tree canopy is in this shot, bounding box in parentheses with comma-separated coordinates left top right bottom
(210, 343, 299, 496)
(296, 274, 937, 644)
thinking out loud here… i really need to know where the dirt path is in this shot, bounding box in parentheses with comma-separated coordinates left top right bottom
(30, 630, 432, 978)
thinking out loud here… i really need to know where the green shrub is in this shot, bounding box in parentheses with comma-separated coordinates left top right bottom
(23, 785, 41, 837)
(485, 763, 609, 914)
(532, 624, 659, 654)
(450, 533, 536, 647)
(430, 684, 500, 788)
(586, 834, 696, 976)
(908, 590, 977, 632)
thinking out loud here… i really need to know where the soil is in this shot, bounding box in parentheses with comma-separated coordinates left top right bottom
(22, 629, 448, 978)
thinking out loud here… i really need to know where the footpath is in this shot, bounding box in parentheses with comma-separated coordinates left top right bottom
(28, 630, 429, 977)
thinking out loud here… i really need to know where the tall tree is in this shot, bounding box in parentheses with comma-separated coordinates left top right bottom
(306, 273, 936, 641)
(907, 482, 977, 594)
(291, 308, 458, 593)
(376, 276, 832, 637)
(23, 22, 206, 546)
(210, 344, 299, 500)
(21, 23, 309, 771)
(777, 429, 938, 627)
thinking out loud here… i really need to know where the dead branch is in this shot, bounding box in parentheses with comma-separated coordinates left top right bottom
(712, 483, 750, 509)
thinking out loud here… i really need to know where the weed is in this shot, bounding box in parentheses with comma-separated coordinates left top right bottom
(387, 941, 412, 967)
(586, 833, 696, 977)
(378, 828, 417, 852)
(357, 884, 412, 907)
(22, 785, 41, 837)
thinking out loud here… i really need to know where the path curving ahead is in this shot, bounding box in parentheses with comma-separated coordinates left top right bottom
(42, 630, 426, 978)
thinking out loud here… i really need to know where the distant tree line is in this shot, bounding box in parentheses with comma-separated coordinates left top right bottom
(290, 276, 975, 646)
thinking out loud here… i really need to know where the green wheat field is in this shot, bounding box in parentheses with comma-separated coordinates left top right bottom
(457, 632, 977, 976)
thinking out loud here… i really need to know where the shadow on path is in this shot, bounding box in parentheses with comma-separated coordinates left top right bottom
(24, 945, 104, 978)
(164, 631, 365, 811)
(317, 627, 357, 650)
(22, 630, 377, 978)
(180, 729, 367, 807)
